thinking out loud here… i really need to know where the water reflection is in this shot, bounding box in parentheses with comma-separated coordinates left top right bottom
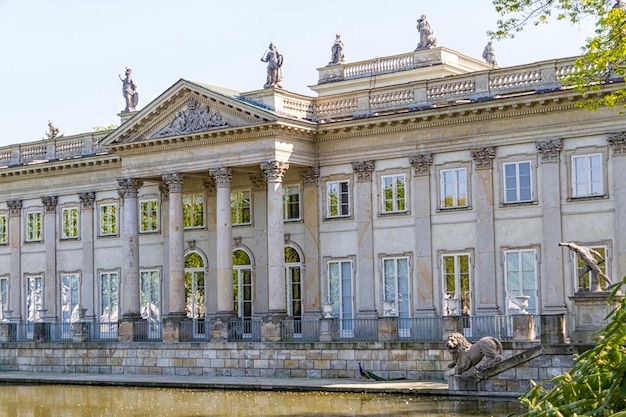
(0, 384, 525, 417)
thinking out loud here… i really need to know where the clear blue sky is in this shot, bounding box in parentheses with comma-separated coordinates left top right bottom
(0, 0, 596, 147)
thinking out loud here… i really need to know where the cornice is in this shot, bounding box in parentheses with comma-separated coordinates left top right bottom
(0, 155, 120, 179)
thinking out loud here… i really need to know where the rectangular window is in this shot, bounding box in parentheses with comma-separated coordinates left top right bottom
(381, 174, 407, 213)
(231, 190, 251, 225)
(504, 249, 537, 314)
(0, 214, 7, 244)
(441, 168, 467, 208)
(503, 161, 532, 203)
(442, 253, 471, 317)
(26, 275, 43, 322)
(572, 154, 603, 198)
(140, 199, 159, 233)
(183, 194, 205, 229)
(100, 271, 119, 322)
(99, 203, 117, 236)
(327, 180, 350, 218)
(0, 277, 7, 318)
(383, 257, 410, 335)
(62, 207, 79, 239)
(140, 270, 161, 340)
(61, 273, 80, 322)
(575, 245, 608, 292)
(283, 185, 301, 221)
(26, 211, 42, 242)
(328, 260, 354, 337)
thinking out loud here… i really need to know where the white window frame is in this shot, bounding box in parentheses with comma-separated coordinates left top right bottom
(183, 194, 205, 229)
(61, 207, 80, 239)
(503, 249, 538, 315)
(283, 185, 301, 221)
(26, 275, 43, 323)
(440, 168, 468, 209)
(572, 244, 610, 292)
(140, 268, 161, 339)
(381, 174, 408, 214)
(327, 258, 354, 337)
(0, 213, 7, 245)
(0, 276, 8, 319)
(231, 189, 252, 226)
(285, 246, 303, 319)
(99, 270, 119, 323)
(382, 256, 411, 336)
(61, 272, 81, 323)
(25, 210, 43, 242)
(571, 153, 604, 198)
(139, 198, 159, 233)
(503, 161, 533, 204)
(441, 253, 471, 317)
(99, 203, 118, 237)
(326, 180, 351, 218)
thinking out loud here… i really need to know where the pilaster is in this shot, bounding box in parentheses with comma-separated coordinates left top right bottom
(41, 196, 58, 320)
(78, 192, 96, 321)
(608, 132, 626, 282)
(300, 166, 321, 319)
(6, 200, 21, 321)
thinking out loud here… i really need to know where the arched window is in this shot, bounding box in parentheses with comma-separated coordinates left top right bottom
(185, 252, 206, 338)
(284, 246, 302, 320)
(233, 249, 252, 322)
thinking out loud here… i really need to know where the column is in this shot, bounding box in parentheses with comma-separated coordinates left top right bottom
(78, 192, 96, 321)
(260, 161, 289, 341)
(158, 183, 170, 315)
(161, 173, 188, 342)
(300, 166, 321, 319)
(41, 196, 58, 321)
(409, 154, 436, 316)
(470, 147, 499, 314)
(117, 178, 143, 341)
(208, 167, 234, 340)
(352, 160, 377, 318)
(536, 139, 567, 312)
(608, 133, 626, 282)
(6, 200, 21, 321)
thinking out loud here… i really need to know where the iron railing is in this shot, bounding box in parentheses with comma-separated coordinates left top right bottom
(227, 320, 262, 342)
(281, 320, 320, 342)
(398, 317, 443, 341)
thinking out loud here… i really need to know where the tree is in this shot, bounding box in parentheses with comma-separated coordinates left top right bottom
(490, 0, 626, 110)
(44, 121, 63, 140)
(515, 277, 626, 416)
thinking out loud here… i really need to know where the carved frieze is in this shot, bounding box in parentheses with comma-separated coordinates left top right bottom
(300, 166, 320, 187)
(152, 98, 228, 138)
(352, 160, 375, 181)
(209, 167, 232, 188)
(608, 132, 626, 156)
(536, 139, 562, 163)
(409, 153, 433, 176)
(41, 196, 58, 213)
(78, 192, 96, 209)
(470, 147, 496, 169)
(261, 161, 289, 182)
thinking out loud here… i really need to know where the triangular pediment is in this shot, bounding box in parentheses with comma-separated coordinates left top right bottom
(102, 79, 278, 146)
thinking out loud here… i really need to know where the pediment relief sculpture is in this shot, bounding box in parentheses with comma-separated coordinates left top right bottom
(152, 98, 228, 138)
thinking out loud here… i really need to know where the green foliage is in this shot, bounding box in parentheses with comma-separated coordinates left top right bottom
(93, 124, 118, 132)
(515, 277, 626, 416)
(44, 120, 63, 140)
(490, 1, 626, 110)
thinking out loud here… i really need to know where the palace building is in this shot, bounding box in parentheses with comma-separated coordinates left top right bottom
(0, 45, 625, 346)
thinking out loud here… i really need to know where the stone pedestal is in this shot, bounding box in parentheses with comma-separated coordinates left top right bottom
(540, 314, 565, 344)
(0, 323, 16, 342)
(377, 317, 399, 342)
(569, 292, 622, 344)
(319, 318, 334, 342)
(72, 322, 90, 342)
(442, 316, 462, 340)
(261, 314, 284, 342)
(162, 315, 191, 342)
(118, 315, 145, 342)
(448, 374, 477, 391)
(34, 322, 50, 342)
(210, 314, 233, 341)
(512, 314, 536, 342)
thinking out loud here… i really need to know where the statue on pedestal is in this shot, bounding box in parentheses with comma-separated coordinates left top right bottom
(119, 68, 138, 113)
(415, 15, 437, 51)
(482, 41, 498, 66)
(328, 34, 345, 66)
(560, 242, 612, 291)
(260, 42, 283, 89)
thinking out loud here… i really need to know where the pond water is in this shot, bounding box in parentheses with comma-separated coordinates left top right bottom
(0, 384, 526, 417)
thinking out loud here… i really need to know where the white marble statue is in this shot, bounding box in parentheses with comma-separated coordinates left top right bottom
(415, 15, 437, 51)
(260, 42, 284, 89)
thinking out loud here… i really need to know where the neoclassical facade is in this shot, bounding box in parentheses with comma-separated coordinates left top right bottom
(1, 47, 625, 343)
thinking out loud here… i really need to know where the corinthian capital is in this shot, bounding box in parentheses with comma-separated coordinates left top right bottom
(300, 166, 320, 186)
(41, 196, 58, 213)
(261, 161, 289, 182)
(209, 167, 232, 188)
(352, 160, 375, 181)
(409, 153, 433, 176)
(6, 200, 22, 216)
(162, 173, 184, 193)
(471, 146, 496, 169)
(608, 132, 626, 156)
(78, 192, 96, 209)
(536, 139, 562, 163)
(117, 178, 143, 199)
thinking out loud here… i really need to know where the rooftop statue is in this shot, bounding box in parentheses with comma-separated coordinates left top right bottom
(260, 42, 284, 89)
(328, 34, 345, 66)
(119, 68, 138, 113)
(415, 15, 437, 51)
(559, 242, 612, 291)
(482, 41, 497, 66)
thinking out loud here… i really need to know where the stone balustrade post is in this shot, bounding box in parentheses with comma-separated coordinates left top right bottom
(512, 314, 536, 342)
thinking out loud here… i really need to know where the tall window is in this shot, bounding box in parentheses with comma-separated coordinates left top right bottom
(0, 277, 7, 319)
(26, 275, 43, 322)
(140, 269, 161, 339)
(99, 203, 117, 236)
(283, 185, 301, 221)
(231, 190, 251, 225)
(572, 154, 603, 198)
(183, 194, 205, 229)
(504, 249, 538, 314)
(383, 257, 410, 334)
(442, 254, 471, 317)
(140, 199, 159, 233)
(185, 252, 206, 337)
(381, 174, 407, 213)
(61, 273, 80, 322)
(440, 168, 467, 208)
(62, 207, 79, 239)
(503, 161, 532, 203)
(233, 250, 253, 322)
(100, 271, 119, 322)
(575, 245, 608, 292)
(328, 260, 354, 336)
(327, 180, 350, 218)
(285, 246, 302, 319)
(26, 211, 42, 242)
(0, 214, 7, 244)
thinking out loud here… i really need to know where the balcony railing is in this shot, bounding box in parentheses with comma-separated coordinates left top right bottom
(227, 319, 262, 342)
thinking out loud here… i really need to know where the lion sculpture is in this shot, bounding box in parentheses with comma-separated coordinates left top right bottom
(446, 332, 503, 375)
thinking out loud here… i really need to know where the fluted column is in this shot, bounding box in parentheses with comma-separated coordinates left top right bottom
(78, 192, 96, 320)
(608, 133, 626, 283)
(470, 147, 499, 314)
(41, 196, 58, 320)
(409, 154, 436, 316)
(537, 139, 566, 312)
(352, 160, 377, 318)
(300, 166, 321, 318)
(117, 178, 143, 326)
(6, 200, 21, 321)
